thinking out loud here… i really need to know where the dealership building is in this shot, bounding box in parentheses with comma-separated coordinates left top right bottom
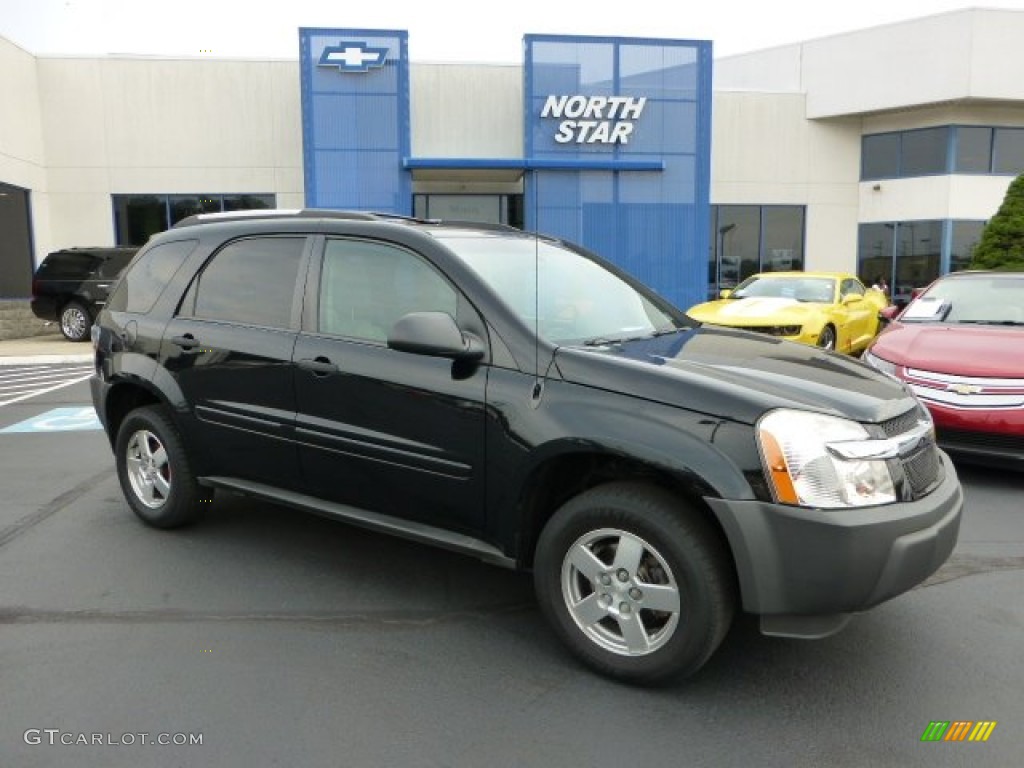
(2, 7, 1023, 311)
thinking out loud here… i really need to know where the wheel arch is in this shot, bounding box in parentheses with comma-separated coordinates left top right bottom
(512, 445, 744, 600)
(101, 379, 166, 448)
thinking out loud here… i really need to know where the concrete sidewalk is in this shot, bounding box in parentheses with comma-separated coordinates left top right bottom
(0, 334, 94, 365)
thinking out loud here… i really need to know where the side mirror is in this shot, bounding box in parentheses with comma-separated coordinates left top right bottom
(879, 305, 902, 323)
(842, 293, 862, 305)
(719, 289, 733, 299)
(388, 311, 485, 361)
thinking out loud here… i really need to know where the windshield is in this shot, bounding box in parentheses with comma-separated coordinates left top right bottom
(433, 232, 687, 344)
(900, 274, 1024, 325)
(733, 275, 836, 303)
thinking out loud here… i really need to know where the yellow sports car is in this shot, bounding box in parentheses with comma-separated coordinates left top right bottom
(686, 271, 888, 354)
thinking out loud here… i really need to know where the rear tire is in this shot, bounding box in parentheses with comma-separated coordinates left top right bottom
(534, 482, 735, 685)
(115, 406, 211, 529)
(59, 301, 92, 342)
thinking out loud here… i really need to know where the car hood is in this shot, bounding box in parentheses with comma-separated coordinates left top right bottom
(687, 297, 824, 325)
(555, 326, 913, 426)
(871, 322, 1024, 377)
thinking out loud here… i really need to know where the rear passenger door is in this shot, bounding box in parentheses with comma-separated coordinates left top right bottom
(160, 236, 310, 486)
(292, 236, 488, 535)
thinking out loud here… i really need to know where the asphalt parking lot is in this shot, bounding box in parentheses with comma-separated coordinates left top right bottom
(0, 360, 1022, 767)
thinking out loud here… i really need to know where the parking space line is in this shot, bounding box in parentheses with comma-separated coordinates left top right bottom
(0, 373, 94, 407)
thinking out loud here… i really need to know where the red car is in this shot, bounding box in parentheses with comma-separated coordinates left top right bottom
(862, 271, 1024, 467)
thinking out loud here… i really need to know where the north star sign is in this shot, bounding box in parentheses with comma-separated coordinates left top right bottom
(318, 42, 388, 72)
(541, 94, 647, 144)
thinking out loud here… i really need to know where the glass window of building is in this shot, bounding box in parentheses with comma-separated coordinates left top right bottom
(954, 126, 993, 173)
(894, 220, 942, 304)
(708, 205, 806, 297)
(113, 194, 275, 246)
(950, 220, 986, 272)
(993, 128, 1024, 175)
(859, 221, 943, 306)
(862, 134, 900, 179)
(761, 207, 805, 272)
(900, 127, 949, 176)
(715, 206, 760, 290)
(413, 194, 524, 229)
(857, 223, 895, 294)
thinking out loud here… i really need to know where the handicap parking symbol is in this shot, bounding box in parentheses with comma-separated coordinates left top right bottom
(0, 407, 102, 433)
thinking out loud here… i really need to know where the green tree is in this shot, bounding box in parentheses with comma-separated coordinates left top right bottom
(970, 172, 1024, 271)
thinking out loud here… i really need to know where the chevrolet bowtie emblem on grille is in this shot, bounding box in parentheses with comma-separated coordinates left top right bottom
(318, 42, 388, 72)
(947, 383, 983, 395)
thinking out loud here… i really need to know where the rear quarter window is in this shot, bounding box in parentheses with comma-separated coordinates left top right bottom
(106, 240, 198, 313)
(37, 252, 101, 279)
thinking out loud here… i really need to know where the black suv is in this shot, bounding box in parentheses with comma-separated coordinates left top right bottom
(90, 211, 963, 683)
(31, 246, 138, 340)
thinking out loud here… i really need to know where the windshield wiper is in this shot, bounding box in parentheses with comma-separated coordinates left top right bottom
(582, 326, 688, 346)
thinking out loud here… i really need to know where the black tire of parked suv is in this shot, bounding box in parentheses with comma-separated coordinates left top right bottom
(534, 482, 735, 685)
(114, 406, 212, 529)
(59, 300, 92, 342)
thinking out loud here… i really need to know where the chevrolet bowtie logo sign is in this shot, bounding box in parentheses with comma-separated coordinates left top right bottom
(947, 383, 983, 395)
(318, 42, 388, 72)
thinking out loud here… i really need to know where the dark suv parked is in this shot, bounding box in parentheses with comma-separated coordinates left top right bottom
(90, 210, 963, 683)
(31, 246, 138, 340)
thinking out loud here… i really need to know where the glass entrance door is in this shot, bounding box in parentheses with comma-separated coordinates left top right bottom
(413, 194, 524, 229)
(0, 182, 33, 298)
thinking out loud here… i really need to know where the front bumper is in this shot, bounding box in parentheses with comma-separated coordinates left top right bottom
(705, 452, 962, 637)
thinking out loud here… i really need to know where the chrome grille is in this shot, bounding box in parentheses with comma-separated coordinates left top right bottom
(902, 442, 942, 498)
(880, 406, 926, 438)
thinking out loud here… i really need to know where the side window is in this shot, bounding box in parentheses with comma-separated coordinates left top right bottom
(107, 240, 198, 313)
(842, 279, 864, 298)
(183, 237, 305, 329)
(40, 252, 100, 279)
(319, 239, 457, 343)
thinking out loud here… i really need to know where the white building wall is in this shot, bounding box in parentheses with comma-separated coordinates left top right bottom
(409, 63, 524, 194)
(711, 92, 862, 272)
(33, 56, 304, 256)
(0, 38, 45, 187)
(411, 63, 522, 158)
(0, 37, 52, 262)
(3, 8, 1024, 275)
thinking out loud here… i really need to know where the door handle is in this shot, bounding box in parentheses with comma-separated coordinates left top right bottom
(298, 357, 338, 376)
(171, 334, 200, 350)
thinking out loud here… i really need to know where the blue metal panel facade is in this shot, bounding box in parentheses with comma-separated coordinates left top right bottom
(299, 29, 410, 212)
(525, 35, 712, 309)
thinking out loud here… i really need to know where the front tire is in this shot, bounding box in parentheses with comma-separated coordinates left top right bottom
(816, 324, 837, 351)
(59, 301, 92, 341)
(534, 482, 735, 685)
(114, 406, 210, 529)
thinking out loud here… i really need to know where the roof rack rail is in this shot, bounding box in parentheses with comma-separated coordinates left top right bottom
(171, 208, 384, 229)
(170, 208, 526, 232)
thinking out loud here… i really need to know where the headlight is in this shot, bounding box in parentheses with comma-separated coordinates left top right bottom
(757, 410, 897, 508)
(863, 349, 899, 379)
